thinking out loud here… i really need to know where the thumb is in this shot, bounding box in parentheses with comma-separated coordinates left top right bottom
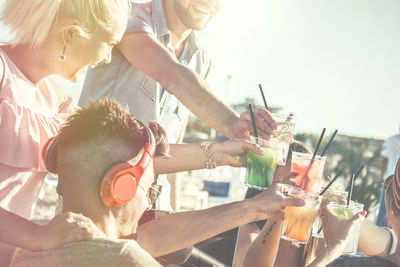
(283, 197, 306, 208)
(241, 140, 264, 155)
(349, 212, 364, 225)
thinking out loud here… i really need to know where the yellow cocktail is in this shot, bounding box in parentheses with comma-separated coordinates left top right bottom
(282, 185, 321, 244)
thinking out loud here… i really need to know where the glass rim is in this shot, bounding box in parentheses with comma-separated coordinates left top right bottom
(271, 113, 297, 121)
(328, 201, 364, 210)
(249, 136, 286, 148)
(284, 184, 321, 199)
(291, 151, 326, 161)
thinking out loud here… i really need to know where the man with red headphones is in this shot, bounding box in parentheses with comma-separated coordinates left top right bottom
(11, 98, 305, 266)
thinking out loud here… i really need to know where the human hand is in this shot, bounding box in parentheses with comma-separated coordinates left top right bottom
(249, 183, 306, 221)
(272, 171, 299, 185)
(211, 139, 264, 167)
(232, 108, 277, 139)
(29, 212, 105, 251)
(320, 203, 365, 249)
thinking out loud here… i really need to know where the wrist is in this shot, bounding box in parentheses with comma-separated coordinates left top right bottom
(242, 198, 266, 222)
(200, 142, 217, 169)
(24, 224, 43, 251)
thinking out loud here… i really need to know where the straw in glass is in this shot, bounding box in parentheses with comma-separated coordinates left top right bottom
(320, 129, 338, 157)
(249, 104, 258, 138)
(258, 84, 269, 111)
(303, 128, 326, 179)
(346, 165, 364, 192)
(347, 173, 355, 206)
(319, 170, 343, 196)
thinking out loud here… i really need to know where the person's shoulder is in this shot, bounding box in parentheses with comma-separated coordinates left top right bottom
(388, 134, 400, 143)
(11, 238, 161, 267)
(126, 1, 155, 35)
(327, 255, 400, 267)
(118, 239, 161, 266)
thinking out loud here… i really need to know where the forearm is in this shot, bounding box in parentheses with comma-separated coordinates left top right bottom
(358, 220, 391, 256)
(136, 200, 257, 257)
(0, 207, 40, 250)
(154, 142, 229, 174)
(242, 220, 282, 267)
(163, 64, 239, 138)
(308, 245, 343, 267)
(153, 144, 209, 174)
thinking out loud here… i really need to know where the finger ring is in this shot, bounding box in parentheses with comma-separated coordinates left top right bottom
(76, 220, 83, 226)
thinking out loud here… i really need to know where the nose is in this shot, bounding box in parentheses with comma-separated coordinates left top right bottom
(103, 48, 112, 64)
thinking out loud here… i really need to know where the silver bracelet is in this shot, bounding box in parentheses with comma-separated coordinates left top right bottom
(200, 141, 217, 169)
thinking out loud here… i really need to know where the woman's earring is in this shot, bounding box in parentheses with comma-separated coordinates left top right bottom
(58, 46, 66, 62)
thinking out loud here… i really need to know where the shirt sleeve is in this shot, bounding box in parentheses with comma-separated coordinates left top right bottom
(388, 228, 398, 254)
(381, 139, 393, 158)
(126, 3, 154, 35)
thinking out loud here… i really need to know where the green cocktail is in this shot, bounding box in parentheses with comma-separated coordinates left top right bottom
(328, 202, 364, 255)
(245, 137, 284, 190)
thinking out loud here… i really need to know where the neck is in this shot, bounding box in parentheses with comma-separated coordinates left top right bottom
(62, 200, 138, 239)
(163, 0, 192, 50)
(1, 37, 61, 84)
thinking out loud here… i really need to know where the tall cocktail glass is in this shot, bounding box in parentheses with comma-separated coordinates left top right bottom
(328, 202, 364, 255)
(281, 185, 322, 244)
(312, 188, 348, 238)
(291, 152, 326, 193)
(271, 113, 296, 166)
(245, 136, 284, 190)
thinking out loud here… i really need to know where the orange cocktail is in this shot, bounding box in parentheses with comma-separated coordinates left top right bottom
(290, 152, 326, 193)
(282, 185, 321, 244)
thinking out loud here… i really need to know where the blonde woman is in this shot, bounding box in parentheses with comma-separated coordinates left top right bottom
(0, 0, 128, 265)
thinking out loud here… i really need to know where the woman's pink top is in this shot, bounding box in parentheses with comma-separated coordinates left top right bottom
(0, 48, 77, 220)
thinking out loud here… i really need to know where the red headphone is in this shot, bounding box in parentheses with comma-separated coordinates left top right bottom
(42, 123, 156, 208)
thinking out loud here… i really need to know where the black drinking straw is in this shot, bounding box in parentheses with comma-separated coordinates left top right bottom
(249, 104, 258, 138)
(258, 84, 269, 111)
(317, 170, 344, 234)
(319, 170, 343, 196)
(312, 128, 326, 160)
(320, 129, 338, 157)
(303, 128, 326, 179)
(346, 165, 365, 191)
(347, 173, 355, 207)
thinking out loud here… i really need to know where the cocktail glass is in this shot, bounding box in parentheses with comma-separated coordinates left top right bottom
(312, 188, 348, 238)
(245, 136, 284, 190)
(271, 113, 296, 166)
(290, 152, 326, 193)
(281, 185, 322, 244)
(328, 202, 364, 255)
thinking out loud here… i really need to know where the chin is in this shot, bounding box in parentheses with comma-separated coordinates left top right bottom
(68, 68, 87, 83)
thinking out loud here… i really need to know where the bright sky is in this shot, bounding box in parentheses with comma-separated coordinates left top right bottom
(1, 0, 399, 139)
(200, 0, 400, 139)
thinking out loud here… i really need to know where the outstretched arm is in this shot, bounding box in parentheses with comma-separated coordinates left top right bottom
(136, 183, 305, 257)
(153, 139, 264, 174)
(118, 33, 276, 139)
(358, 220, 392, 256)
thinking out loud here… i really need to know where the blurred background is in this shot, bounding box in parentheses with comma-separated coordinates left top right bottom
(1, 0, 399, 221)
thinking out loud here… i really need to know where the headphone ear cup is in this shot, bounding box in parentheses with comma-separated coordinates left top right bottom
(100, 162, 138, 208)
(42, 137, 58, 173)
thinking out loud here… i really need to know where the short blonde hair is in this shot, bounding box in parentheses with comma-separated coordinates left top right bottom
(0, 0, 129, 48)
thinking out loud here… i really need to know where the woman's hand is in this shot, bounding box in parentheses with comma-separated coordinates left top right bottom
(320, 203, 365, 249)
(249, 183, 306, 220)
(211, 139, 264, 167)
(29, 212, 104, 251)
